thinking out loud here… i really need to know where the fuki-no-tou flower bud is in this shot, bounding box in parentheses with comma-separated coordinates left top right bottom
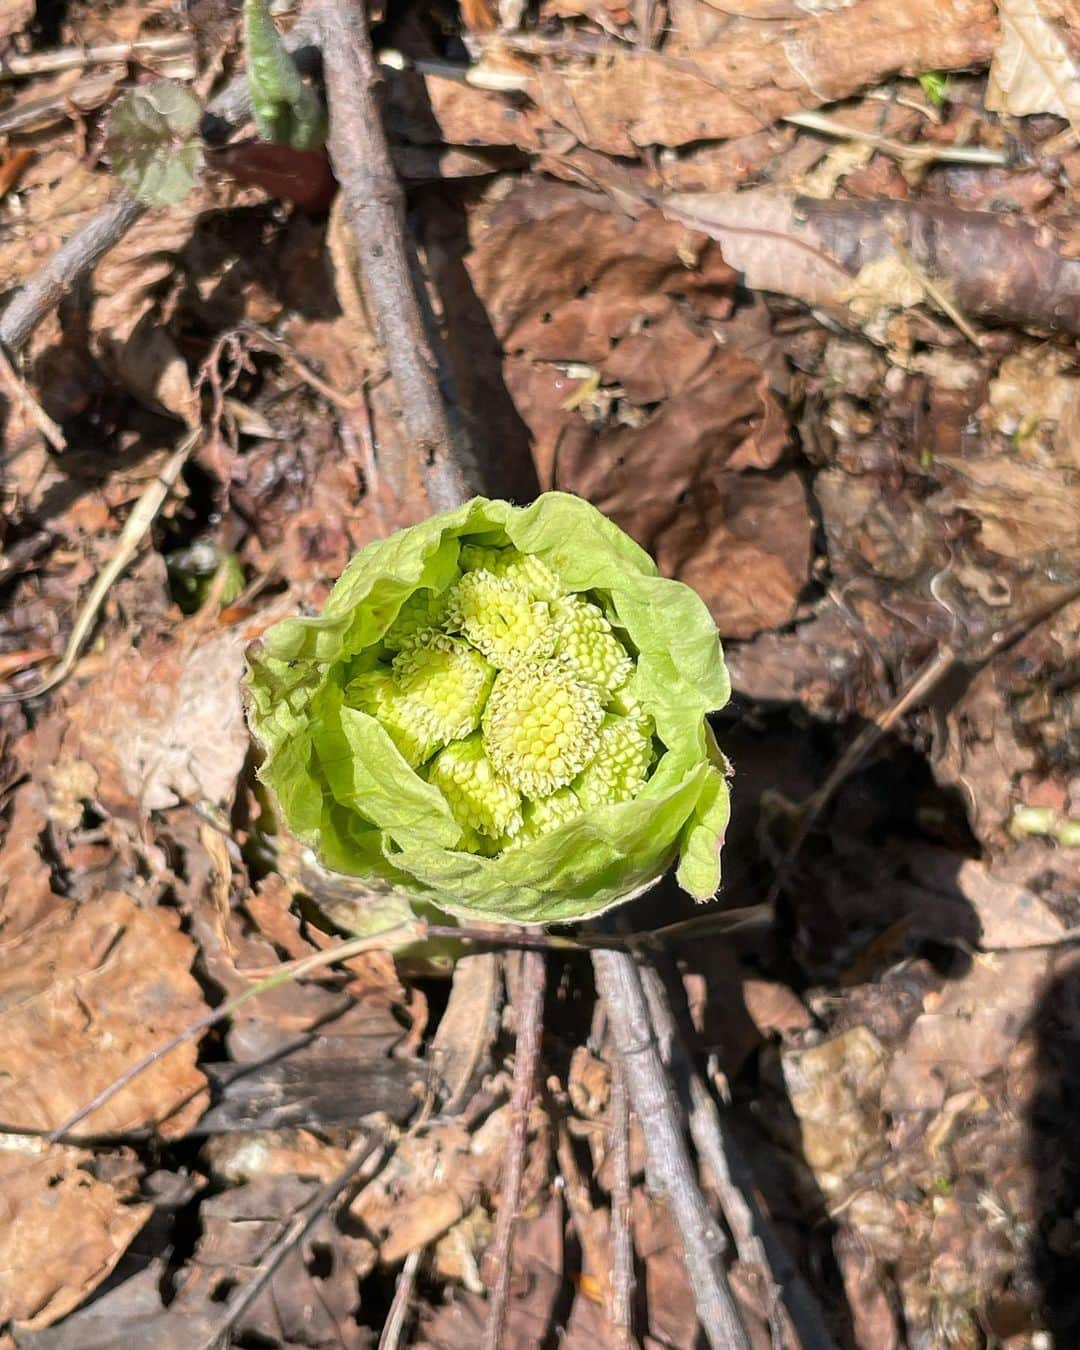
(429, 733, 523, 841)
(245, 493, 732, 925)
(447, 569, 554, 669)
(574, 713, 654, 808)
(382, 586, 454, 651)
(482, 659, 603, 798)
(460, 544, 563, 601)
(550, 596, 633, 692)
(346, 669, 434, 767)
(391, 636, 494, 750)
(508, 787, 582, 849)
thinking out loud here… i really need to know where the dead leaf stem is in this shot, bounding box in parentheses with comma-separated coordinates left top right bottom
(378, 1248, 424, 1350)
(0, 33, 195, 80)
(783, 108, 1010, 166)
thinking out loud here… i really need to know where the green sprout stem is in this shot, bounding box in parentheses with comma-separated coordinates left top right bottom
(244, 0, 326, 150)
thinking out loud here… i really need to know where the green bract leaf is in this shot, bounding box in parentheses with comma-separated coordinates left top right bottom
(245, 494, 731, 924)
(107, 81, 204, 207)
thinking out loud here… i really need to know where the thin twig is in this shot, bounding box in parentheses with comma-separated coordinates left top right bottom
(318, 0, 474, 513)
(427, 922, 626, 953)
(46, 917, 424, 1141)
(375, 47, 529, 92)
(195, 1133, 385, 1350)
(782, 108, 1010, 166)
(0, 343, 65, 449)
(0, 34, 195, 80)
(0, 194, 146, 354)
(765, 578, 1080, 908)
(592, 948, 750, 1350)
(609, 1058, 636, 1350)
(482, 949, 546, 1350)
(764, 643, 957, 908)
(378, 1247, 424, 1350)
(240, 321, 364, 410)
(373, 50, 1009, 172)
(0, 429, 198, 703)
(639, 963, 839, 1350)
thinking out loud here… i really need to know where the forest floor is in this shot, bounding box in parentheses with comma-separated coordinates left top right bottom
(1, 0, 1079, 1346)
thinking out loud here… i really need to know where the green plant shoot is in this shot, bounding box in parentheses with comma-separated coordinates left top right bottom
(244, 0, 326, 150)
(245, 494, 732, 925)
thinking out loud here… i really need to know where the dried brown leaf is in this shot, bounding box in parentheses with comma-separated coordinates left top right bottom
(466, 185, 736, 363)
(630, 1190, 702, 1348)
(664, 188, 852, 312)
(985, 347, 1080, 469)
(62, 625, 249, 813)
(460, 182, 811, 635)
(817, 467, 937, 581)
(417, 1199, 566, 1347)
(89, 197, 206, 424)
(0, 769, 60, 940)
(0, 891, 208, 1136)
(834, 1227, 903, 1350)
(881, 949, 1050, 1112)
(0, 1140, 151, 1330)
(0, 0, 33, 40)
(664, 190, 1080, 336)
(528, 0, 996, 152)
(769, 1026, 888, 1193)
(987, 0, 1080, 133)
(169, 1176, 369, 1346)
(742, 978, 812, 1038)
(387, 70, 542, 151)
(647, 471, 813, 639)
(0, 158, 112, 297)
(929, 451, 1080, 561)
(953, 858, 1064, 948)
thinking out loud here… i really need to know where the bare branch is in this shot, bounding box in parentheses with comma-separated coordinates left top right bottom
(639, 962, 839, 1350)
(609, 1058, 637, 1349)
(482, 950, 546, 1350)
(0, 195, 145, 353)
(318, 0, 475, 512)
(592, 948, 750, 1350)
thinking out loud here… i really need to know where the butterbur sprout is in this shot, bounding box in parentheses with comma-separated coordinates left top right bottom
(244, 493, 732, 924)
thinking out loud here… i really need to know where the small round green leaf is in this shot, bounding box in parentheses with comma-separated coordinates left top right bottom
(108, 81, 204, 207)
